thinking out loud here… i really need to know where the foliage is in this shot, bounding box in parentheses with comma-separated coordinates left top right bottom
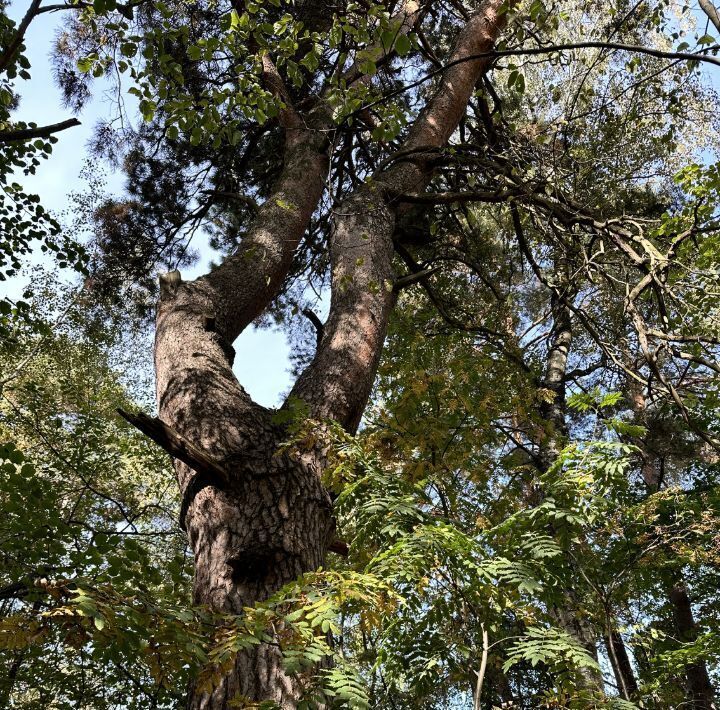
(0, 2, 88, 345)
(0, 277, 190, 707)
(2, 0, 720, 706)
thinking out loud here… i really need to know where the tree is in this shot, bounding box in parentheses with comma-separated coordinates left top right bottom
(2, 0, 720, 707)
(0, 0, 88, 340)
(145, 2, 512, 705)
(0, 273, 192, 708)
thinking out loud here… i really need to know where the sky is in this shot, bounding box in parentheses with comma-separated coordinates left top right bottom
(3, 0, 293, 408)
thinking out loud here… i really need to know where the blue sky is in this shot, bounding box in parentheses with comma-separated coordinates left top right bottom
(5, 0, 293, 408)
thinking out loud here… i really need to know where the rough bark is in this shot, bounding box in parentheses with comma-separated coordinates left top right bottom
(156, 278, 334, 708)
(198, 105, 331, 343)
(154, 78, 335, 709)
(148, 1, 514, 707)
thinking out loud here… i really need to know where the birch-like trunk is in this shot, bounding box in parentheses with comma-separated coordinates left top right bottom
(536, 290, 607, 695)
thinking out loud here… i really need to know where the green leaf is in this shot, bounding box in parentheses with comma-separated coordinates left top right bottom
(395, 33, 412, 57)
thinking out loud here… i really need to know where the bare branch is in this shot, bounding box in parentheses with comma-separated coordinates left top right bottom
(0, 0, 41, 73)
(0, 580, 29, 601)
(36, 1, 91, 13)
(700, 0, 720, 33)
(201, 190, 259, 211)
(117, 408, 230, 487)
(473, 625, 489, 710)
(393, 266, 440, 291)
(352, 41, 720, 117)
(388, 188, 513, 204)
(301, 308, 325, 347)
(0, 118, 81, 144)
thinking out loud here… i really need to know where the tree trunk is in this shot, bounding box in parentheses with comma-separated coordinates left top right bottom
(604, 630, 639, 701)
(156, 280, 336, 709)
(629, 386, 717, 709)
(536, 289, 606, 695)
(699, 0, 720, 33)
(668, 584, 716, 710)
(149, 1, 513, 706)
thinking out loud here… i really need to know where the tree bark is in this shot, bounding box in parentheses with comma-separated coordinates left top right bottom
(154, 81, 336, 709)
(699, 0, 720, 34)
(536, 289, 607, 695)
(604, 630, 639, 701)
(668, 584, 717, 710)
(629, 387, 717, 709)
(149, 1, 513, 706)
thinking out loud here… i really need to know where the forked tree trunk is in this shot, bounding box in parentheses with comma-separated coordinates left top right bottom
(154, 138, 336, 708)
(150, 2, 513, 706)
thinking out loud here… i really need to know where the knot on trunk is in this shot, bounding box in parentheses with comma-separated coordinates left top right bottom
(227, 549, 279, 585)
(158, 269, 182, 300)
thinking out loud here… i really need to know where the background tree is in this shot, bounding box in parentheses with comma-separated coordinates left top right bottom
(0, 0, 88, 340)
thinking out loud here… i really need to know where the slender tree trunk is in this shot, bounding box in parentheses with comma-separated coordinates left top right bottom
(0, 648, 24, 706)
(604, 630, 639, 701)
(668, 584, 716, 710)
(0, 599, 40, 706)
(537, 293, 572, 472)
(536, 289, 606, 695)
(149, 2, 513, 706)
(629, 386, 717, 709)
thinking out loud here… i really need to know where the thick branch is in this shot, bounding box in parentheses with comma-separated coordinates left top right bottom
(393, 266, 440, 291)
(0, 0, 41, 73)
(260, 53, 303, 131)
(0, 118, 80, 144)
(198, 110, 330, 342)
(700, 0, 720, 33)
(187, 3, 431, 346)
(405, 1, 514, 151)
(288, 187, 398, 431)
(117, 408, 230, 487)
(328, 539, 349, 556)
(289, 0, 513, 431)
